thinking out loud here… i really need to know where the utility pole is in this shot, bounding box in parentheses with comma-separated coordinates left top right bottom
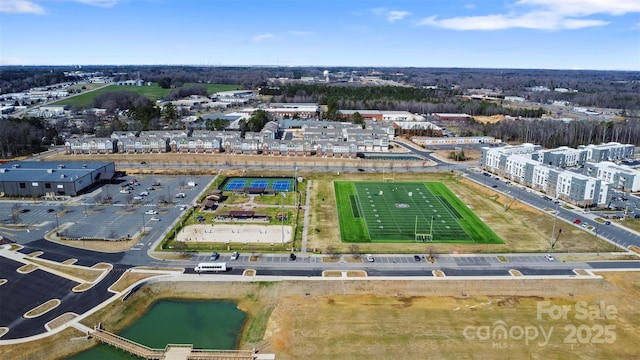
(550, 202, 558, 248)
(281, 192, 286, 246)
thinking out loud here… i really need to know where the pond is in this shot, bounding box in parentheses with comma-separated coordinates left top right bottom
(70, 299, 247, 359)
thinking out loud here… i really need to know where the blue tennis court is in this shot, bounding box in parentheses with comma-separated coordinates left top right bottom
(273, 181, 291, 191)
(220, 177, 295, 192)
(225, 180, 247, 190)
(250, 180, 268, 188)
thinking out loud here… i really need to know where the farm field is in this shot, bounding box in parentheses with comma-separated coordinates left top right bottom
(335, 181, 503, 244)
(53, 83, 241, 107)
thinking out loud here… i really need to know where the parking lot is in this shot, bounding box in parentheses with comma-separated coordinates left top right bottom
(1, 174, 213, 241)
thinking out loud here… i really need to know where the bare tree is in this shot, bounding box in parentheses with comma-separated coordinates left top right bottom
(11, 203, 21, 226)
(427, 246, 435, 263)
(349, 244, 360, 258)
(325, 245, 337, 258)
(173, 241, 188, 254)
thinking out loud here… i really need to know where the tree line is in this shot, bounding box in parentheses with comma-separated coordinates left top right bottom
(483, 118, 640, 148)
(0, 117, 54, 159)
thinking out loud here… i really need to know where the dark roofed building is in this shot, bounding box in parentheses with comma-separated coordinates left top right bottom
(216, 210, 270, 221)
(0, 161, 115, 197)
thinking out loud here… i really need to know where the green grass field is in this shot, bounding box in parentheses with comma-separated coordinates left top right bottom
(335, 181, 503, 243)
(53, 83, 241, 107)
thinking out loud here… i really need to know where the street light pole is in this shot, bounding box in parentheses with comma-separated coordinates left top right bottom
(550, 202, 558, 248)
(281, 192, 286, 246)
(294, 166, 297, 193)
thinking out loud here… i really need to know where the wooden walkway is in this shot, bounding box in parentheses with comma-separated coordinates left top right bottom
(91, 327, 258, 360)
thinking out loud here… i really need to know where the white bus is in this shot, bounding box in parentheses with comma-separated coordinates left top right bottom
(194, 262, 227, 272)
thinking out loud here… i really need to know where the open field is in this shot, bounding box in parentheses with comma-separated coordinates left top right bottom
(3, 272, 639, 360)
(308, 172, 619, 254)
(335, 181, 502, 243)
(52, 83, 240, 107)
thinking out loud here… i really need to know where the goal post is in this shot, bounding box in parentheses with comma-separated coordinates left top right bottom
(415, 233, 433, 242)
(382, 169, 394, 182)
(415, 216, 434, 242)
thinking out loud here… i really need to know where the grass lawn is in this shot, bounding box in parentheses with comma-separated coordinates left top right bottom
(52, 83, 240, 107)
(335, 181, 502, 244)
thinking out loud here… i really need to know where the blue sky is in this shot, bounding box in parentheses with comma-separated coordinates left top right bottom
(1, 0, 639, 70)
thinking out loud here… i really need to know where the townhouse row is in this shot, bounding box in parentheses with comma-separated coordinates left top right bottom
(64, 121, 393, 157)
(481, 142, 637, 206)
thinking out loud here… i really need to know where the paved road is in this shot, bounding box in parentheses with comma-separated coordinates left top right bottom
(463, 169, 640, 250)
(2, 151, 640, 341)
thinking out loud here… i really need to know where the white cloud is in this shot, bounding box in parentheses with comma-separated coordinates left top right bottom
(370, 7, 410, 23)
(0, 0, 121, 14)
(419, 0, 639, 30)
(517, 0, 640, 16)
(387, 10, 410, 23)
(0, 0, 45, 14)
(419, 12, 609, 30)
(251, 34, 275, 43)
(371, 7, 386, 17)
(73, 0, 121, 7)
(0, 56, 26, 65)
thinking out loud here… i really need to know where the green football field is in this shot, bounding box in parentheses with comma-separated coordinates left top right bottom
(334, 181, 503, 243)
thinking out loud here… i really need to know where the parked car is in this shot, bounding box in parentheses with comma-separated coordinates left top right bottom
(149, 216, 160, 221)
(175, 193, 186, 198)
(289, 253, 297, 261)
(152, 182, 161, 186)
(231, 252, 239, 260)
(366, 254, 374, 262)
(139, 191, 149, 197)
(133, 196, 143, 201)
(144, 210, 158, 215)
(210, 252, 220, 261)
(413, 255, 421, 262)
(605, 221, 611, 225)
(573, 219, 581, 224)
(120, 190, 130, 194)
(545, 254, 555, 261)
(147, 187, 155, 191)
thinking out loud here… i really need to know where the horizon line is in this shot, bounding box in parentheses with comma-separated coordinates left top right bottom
(0, 64, 639, 72)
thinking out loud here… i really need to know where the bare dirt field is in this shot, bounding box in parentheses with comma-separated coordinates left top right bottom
(4, 272, 639, 360)
(177, 224, 293, 245)
(474, 115, 506, 124)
